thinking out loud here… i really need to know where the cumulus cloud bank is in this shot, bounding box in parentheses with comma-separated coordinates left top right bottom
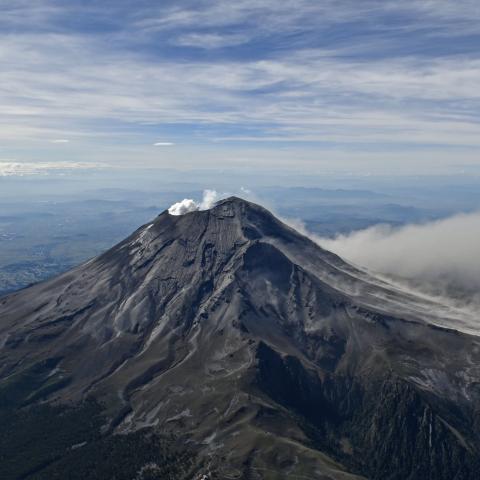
(168, 189, 221, 215)
(316, 211, 480, 305)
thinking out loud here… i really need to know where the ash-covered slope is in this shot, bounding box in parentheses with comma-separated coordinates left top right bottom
(1, 197, 480, 480)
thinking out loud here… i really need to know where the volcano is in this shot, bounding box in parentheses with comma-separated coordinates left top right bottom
(1, 197, 480, 479)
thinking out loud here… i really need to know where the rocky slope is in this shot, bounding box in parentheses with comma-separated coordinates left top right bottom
(1, 197, 480, 479)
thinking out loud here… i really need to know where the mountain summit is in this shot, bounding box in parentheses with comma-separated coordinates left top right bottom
(1, 197, 480, 479)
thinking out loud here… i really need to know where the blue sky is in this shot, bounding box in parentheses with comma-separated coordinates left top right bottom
(1, 0, 480, 175)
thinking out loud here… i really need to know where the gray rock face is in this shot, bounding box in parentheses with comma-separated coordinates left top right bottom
(1, 197, 480, 479)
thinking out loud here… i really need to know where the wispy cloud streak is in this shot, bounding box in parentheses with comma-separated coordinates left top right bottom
(1, 0, 479, 168)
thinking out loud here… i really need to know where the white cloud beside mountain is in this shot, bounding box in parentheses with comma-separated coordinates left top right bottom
(316, 211, 480, 309)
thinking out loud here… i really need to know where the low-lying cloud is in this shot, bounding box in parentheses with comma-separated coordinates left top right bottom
(168, 189, 221, 215)
(316, 211, 480, 306)
(0, 161, 104, 176)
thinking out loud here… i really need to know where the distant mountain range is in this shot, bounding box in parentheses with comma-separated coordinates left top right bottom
(1, 197, 479, 479)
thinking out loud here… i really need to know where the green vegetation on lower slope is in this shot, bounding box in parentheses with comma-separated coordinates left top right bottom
(0, 401, 196, 480)
(0, 369, 196, 480)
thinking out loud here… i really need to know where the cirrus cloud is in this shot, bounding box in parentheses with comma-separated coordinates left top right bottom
(1, 1, 480, 171)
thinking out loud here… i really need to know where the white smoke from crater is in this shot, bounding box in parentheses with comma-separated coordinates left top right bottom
(199, 189, 219, 210)
(168, 189, 221, 216)
(168, 198, 199, 215)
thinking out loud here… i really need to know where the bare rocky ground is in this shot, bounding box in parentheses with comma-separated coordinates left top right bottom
(1, 197, 480, 479)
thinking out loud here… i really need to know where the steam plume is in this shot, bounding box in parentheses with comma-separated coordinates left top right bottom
(168, 189, 221, 216)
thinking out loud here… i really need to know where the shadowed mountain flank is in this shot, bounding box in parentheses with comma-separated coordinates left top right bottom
(1, 197, 480, 479)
